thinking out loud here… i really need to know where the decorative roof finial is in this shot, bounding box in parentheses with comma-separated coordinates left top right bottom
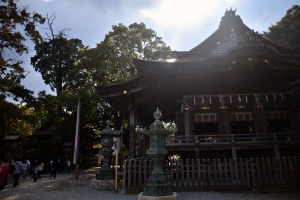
(106, 119, 110, 128)
(153, 107, 162, 120)
(224, 7, 237, 17)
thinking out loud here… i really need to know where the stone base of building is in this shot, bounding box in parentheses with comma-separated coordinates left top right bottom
(138, 192, 177, 200)
(91, 179, 115, 190)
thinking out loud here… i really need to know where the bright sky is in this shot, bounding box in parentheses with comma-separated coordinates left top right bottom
(11, 0, 300, 98)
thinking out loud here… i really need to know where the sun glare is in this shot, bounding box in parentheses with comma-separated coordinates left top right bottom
(140, 0, 219, 28)
(140, 0, 238, 50)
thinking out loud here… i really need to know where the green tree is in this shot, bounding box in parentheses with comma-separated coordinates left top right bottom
(31, 14, 84, 121)
(264, 5, 300, 52)
(30, 21, 172, 152)
(0, 0, 45, 101)
(61, 22, 172, 130)
(57, 22, 172, 154)
(31, 14, 84, 96)
(96, 22, 172, 84)
(0, 100, 32, 138)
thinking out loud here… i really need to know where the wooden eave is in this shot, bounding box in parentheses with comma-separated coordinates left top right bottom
(32, 124, 58, 136)
(95, 75, 148, 98)
(133, 44, 300, 75)
(95, 75, 150, 110)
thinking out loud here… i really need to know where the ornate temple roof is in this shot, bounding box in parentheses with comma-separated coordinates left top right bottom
(133, 8, 300, 75)
(95, 9, 300, 113)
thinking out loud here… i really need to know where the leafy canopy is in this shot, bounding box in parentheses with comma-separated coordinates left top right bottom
(58, 22, 172, 132)
(0, 100, 35, 138)
(94, 22, 172, 84)
(0, 0, 45, 101)
(264, 5, 300, 52)
(31, 14, 84, 96)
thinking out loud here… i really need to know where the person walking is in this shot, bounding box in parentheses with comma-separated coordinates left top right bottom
(56, 157, 61, 173)
(32, 164, 38, 182)
(13, 158, 24, 187)
(21, 160, 27, 179)
(49, 160, 57, 179)
(67, 160, 71, 173)
(0, 158, 9, 191)
(37, 160, 44, 179)
(24, 158, 31, 179)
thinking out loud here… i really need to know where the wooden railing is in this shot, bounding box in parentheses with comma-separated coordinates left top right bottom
(122, 156, 300, 192)
(165, 132, 300, 146)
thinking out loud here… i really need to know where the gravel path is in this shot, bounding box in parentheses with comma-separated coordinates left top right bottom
(1, 172, 299, 200)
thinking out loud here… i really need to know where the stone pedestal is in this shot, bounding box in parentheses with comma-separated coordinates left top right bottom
(137, 108, 177, 199)
(95, 120, 121, 182)
(91, 179, 115, 190)
(138, 192, 177, 200)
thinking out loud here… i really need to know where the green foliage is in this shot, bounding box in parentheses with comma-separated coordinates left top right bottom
(59, 22, 172, 135)
(31, 34, 84, 95)
(30, 13, 85, 137)
(0, 0, 45, 101)
(27, 91, 58, 127)
(26, 21, 172, 159)
(94, 22, 172, 84)
(18, 136, 61, 161)
(0, 100, 36, 138)
(264, 5, 300, 52)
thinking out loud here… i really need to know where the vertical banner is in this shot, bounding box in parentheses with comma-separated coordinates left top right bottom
(73, 99, 81, 164)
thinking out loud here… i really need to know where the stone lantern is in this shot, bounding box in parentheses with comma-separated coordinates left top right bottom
(96, 120, 121, 180)
(138, 108, 177, 199)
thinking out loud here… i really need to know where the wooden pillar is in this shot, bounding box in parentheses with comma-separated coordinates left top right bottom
(183, 98, 191, 136)
(176, 111, 184, 136)
(232, 146, 237, 159)
(253, 105, 267, 134)
(289, 106, 300, 132)
(114, 111, 123, 131)
(129, 103, 135, 159)
(231, 134, 237, 159)
(136, 131, 142, 158)
(135, 113, 142, 158)
(142, 133, 149, 155)
(195, 147, 200, 159)
(297, 106, 300, 129)
(217, 100, 231, 135)
(120, 126, 124, 169)
(274, 144, 280, 158)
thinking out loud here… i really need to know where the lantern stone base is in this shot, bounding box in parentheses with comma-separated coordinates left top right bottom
(138, 192, 177, 200)
(95, 171, 114, 180)
(91, 179, 115, 190)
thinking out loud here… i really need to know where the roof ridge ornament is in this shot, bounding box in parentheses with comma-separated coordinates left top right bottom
(224, 7, 237, 17)
(220, 7, 242, 28)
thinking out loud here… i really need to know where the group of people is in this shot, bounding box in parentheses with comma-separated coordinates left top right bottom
(12, 158, 45, 187)
(0, 157, 45, 190)
(0, 156, 72, 191)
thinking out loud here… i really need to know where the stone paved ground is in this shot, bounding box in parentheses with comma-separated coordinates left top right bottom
(1, 168, 299, 200)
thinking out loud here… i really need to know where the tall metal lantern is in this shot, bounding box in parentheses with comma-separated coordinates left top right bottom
(138, 108, 176, 197)
(96, 120, 121, 180)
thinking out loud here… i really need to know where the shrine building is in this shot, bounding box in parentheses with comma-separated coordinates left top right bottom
(96, 9, 300, 161)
